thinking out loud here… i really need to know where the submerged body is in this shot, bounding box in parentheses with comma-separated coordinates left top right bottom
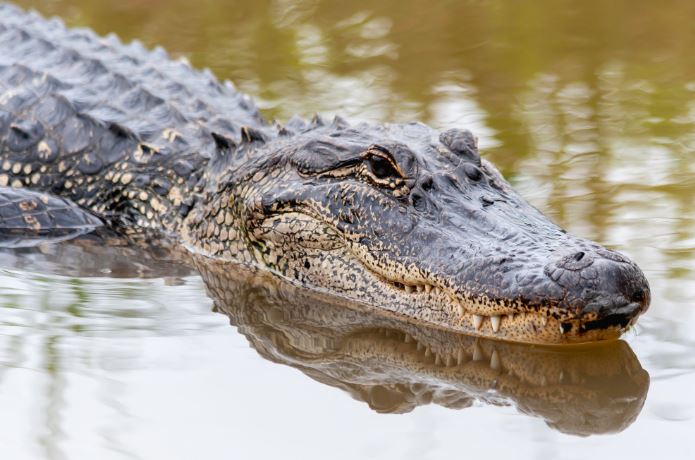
(0, 4, 650, 344)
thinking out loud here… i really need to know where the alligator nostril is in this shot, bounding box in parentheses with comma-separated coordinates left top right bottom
(420, 175, 434, 192)
(573, 251, 585, 262)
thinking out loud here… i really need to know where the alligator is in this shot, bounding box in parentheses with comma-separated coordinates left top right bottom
(0, 4, 650, 344)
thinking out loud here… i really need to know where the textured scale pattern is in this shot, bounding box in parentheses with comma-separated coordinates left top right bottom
(0, 3, 267, 231)
(0, 3, 264, 147)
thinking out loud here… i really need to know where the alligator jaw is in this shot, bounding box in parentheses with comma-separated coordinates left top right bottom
(239, 206, 645, 345)
(354, 261, 640, 345)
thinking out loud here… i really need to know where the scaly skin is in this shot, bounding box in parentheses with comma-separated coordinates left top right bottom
(0, 4, 650, 344)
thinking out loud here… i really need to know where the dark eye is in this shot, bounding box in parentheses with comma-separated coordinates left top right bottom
(367, 155, 400, 179)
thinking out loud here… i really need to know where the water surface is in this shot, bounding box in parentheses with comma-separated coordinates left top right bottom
(2, 0, 695, 458)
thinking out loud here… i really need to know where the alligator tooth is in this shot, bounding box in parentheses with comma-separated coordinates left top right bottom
(472, 315, 484, 331)
(404, 334, 412, 343)
(541, 317, 548, 327)
(490, 350, 500, 370)
(457, 303, 464, 316)
(416, 285, 424, 293)
(491, 315, 501, 332)
(457, 349, 464, 365)
(405, 285, 414, 294)
(425, 285, 432, 293)
(435, 354, 442, 366)
(445, 355, 453, 367)
(472, 342, 483, 361)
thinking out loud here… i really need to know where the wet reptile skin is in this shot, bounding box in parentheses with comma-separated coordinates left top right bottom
(0, 4, 650, 344)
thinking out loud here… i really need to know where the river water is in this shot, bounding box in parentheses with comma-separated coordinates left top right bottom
(2, 1, 695, 458)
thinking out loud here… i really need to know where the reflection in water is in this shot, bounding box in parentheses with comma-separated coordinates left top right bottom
(195, 258, 648, 436)
(1, 241, 649, 437)
(0, 230, 194, 279)
(0, 242, 217, 459)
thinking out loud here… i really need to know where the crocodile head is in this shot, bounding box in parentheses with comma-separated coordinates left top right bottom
(185, 119, 650, 344)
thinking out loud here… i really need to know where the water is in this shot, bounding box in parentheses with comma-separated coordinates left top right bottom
(2, 0, 695, 458)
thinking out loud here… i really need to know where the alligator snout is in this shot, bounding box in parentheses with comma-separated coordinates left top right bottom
(545, 248, 650, 326)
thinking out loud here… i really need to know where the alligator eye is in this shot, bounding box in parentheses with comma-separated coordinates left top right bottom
(368, 155, 398, 179)
(361, 145, 406, 184)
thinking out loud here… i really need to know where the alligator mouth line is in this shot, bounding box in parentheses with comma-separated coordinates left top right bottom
(373, 271, 550, 331)
(369, 270, 636, 342)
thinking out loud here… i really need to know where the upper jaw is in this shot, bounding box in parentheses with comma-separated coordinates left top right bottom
(356, 240, 650, 344)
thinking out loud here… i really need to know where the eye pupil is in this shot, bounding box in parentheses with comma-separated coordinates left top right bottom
(368, 156, 396, 179)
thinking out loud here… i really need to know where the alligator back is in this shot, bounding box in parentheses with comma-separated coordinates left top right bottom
(0, 3, 263, 229)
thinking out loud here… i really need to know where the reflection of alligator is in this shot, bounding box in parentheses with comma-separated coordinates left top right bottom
(0, 238, 649, 436)
(197, 258, 649, 436)
(0, 4, 650, 344)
